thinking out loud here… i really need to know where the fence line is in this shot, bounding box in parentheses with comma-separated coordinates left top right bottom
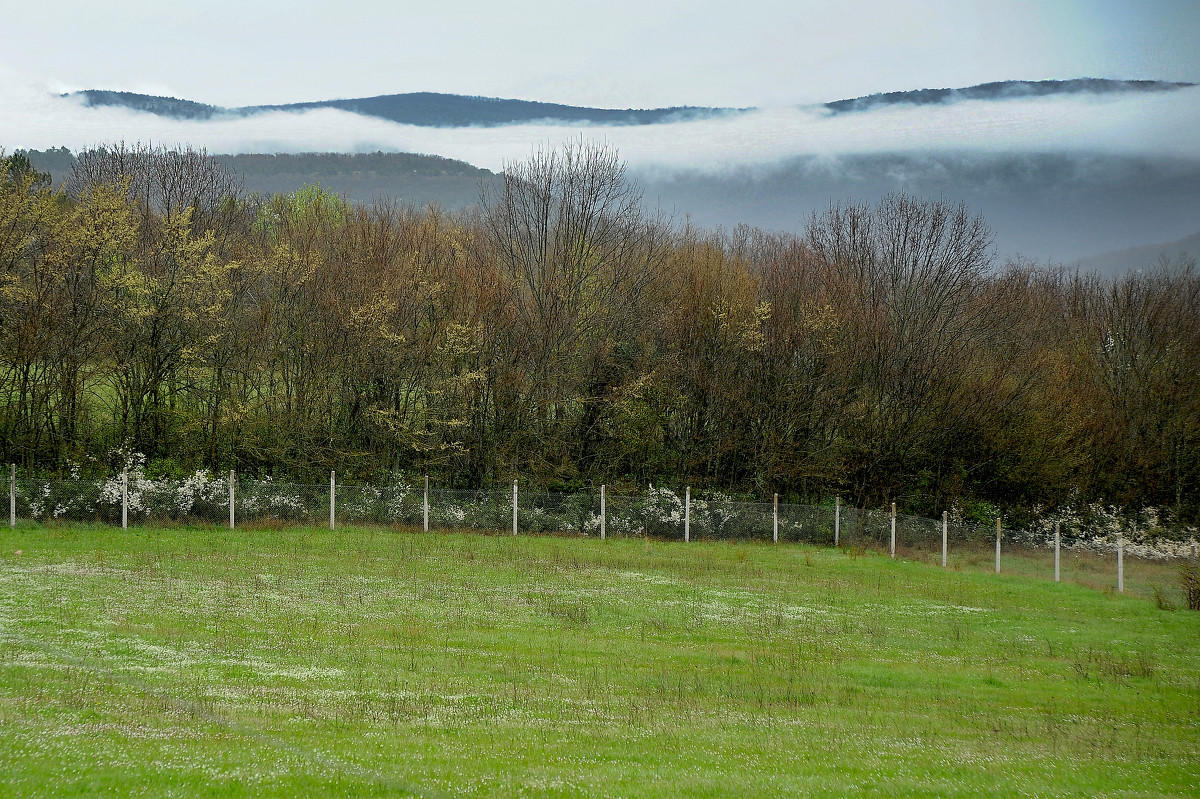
(6, 465, 1199, 596)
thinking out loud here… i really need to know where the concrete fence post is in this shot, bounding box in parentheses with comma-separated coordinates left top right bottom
(942, 510, 948, 568)
(1054, 521, 1061, 582)
(890, 502, 896, 558)
(8, 464, 14, 529)
(773, 493, 779, 545)
(512, 480, 518, 536)
(834, 496, 840, 547)
(121, 468, 128, 530)
(684, 486, 690, 543)
(229, 470, 235, 530)
(1118, 537, 1125, 593)
(995, 517, 1002, 574)
(423, 475, 429, 533)
(600, 484, 606, 540)
(330, 471, 336, 531)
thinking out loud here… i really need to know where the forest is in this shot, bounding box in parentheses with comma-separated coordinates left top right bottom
(1, 142, 1197, 523)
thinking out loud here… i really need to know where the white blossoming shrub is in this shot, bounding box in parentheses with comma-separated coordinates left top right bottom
(95, 459, 228, 522)
(16, 451, 231, 523)
(174, 470, 229, 520)
(1024, 500, 1200, 559)
(339, 481, 423, 525)
(692, 493, 742, 539)
(517, 505, 560, 532)
(239, 477, 311, 521)
(603, 512, 645, 538)
(637, 487, 684, 538)
(340, 484, 383, 522)
(430, 493, 508, 530)
(516, 506, 552, 532)
(10, 454, 1199, 558)
(775, 505, 836, 545)
(21, 481, 54, 521)
(381, 482, 422, 524)
(564, 493, 598, 534)
(16, 455, 124, 522)
(30, 460, 106, 521)
(438, 504, 468, 526)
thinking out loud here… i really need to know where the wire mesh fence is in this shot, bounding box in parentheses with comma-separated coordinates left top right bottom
(12, 475, 232, 526)
(6, 470, 1199, 603)
(238, 481, 328, 526)
(430, 489, 512, 532)
(338, 480, 424, 527)
(521, 490, 600, 535)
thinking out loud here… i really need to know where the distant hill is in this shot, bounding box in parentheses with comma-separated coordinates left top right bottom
(1068, 230, 1200, 275)
(65, 78, 1194, 128)
(67, 92, 221, 120)
(216, 151, 490, 180)
(13, 146, 75, 176)
(217, 151, 495, 207)
(635, 152, 1200, 267)
(68, 90, 740, 128)
(17, 148, 495, 209)
(823, 78, 1194, 113)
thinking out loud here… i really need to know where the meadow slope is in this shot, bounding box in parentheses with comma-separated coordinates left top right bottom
(0, 524, 1197, 797)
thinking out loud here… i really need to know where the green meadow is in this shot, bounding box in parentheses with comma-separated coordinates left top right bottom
(0, 523, 1197, 797)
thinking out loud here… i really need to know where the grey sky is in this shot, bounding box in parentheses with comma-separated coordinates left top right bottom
(7, 0, 1199, 107)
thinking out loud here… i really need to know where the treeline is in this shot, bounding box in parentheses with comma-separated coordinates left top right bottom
(1, 143, 1197, 521)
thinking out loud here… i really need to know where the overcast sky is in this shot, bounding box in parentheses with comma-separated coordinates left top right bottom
(6, 0, 1199, 107)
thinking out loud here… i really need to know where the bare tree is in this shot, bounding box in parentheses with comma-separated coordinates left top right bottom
(67, 143, 243, 239)
(807, 193, 1000, 504)
(479, 140, 671, 478)
(1080, 256, 1200, 516)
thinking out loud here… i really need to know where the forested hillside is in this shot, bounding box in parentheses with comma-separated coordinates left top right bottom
(2, 143, 1197, 522)
(823, 78, 1193, 113)
(19, 148, 492, 208)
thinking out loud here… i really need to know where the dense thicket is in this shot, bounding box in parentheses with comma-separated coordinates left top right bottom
(1, 143, 1197, 520)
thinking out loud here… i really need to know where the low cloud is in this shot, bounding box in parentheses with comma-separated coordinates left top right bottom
(2, 65, 1198, 174)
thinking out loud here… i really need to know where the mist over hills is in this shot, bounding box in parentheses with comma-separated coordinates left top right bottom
(637, 152, 1200, 268)
(18, 146, 1198, 274)
(15, 77, 1199, 271)
(67, 78, 1190, 127)
(1068, 230, 1200, 274)
(69, 90, 739, 127)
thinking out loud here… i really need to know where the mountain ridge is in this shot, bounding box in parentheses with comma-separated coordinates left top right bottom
(823, 78, 1194, 113)
(67, 90, 741, 127)
(1068, 230, 1200, 274)
(66, 78, 1194, 128)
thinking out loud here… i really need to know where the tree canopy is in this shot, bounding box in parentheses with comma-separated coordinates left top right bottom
(1, 144, 1197, 523)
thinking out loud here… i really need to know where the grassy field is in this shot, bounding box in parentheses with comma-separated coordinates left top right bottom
(0, 523, 1197, 797)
